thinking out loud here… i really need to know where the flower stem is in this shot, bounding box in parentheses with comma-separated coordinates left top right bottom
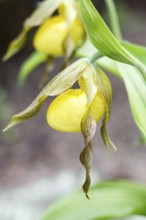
(89, 52, 103, 63)
(105, 0, 122, 40)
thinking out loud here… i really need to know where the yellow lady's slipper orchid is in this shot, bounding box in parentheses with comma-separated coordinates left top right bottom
(33, 15, 85, 56)
(46, 89, 105, 132)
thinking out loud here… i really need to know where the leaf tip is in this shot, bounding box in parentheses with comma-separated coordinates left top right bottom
(2, 47, 17, 61)
(85, 192, 90, 200)
(2, 53, 9, 62)
(2, 128, 7, 132)
(2, 116, 20, 132)
(2, 122, 14, 132)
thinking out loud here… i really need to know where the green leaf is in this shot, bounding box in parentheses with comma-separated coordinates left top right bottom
(3, 58, 89, 132)
(97, 58, 146, 137)
(78, 0, 146, 79)
(122, 41, 146, 68)
(77, 39, 146, 72)
(41, 180, 146, 220)
(76, 37, 146, 141)
(17, 51, 48, 86)
(116, 63, 146, 137)
(2, 0, 64, 60)
(139, 133, 146, 144)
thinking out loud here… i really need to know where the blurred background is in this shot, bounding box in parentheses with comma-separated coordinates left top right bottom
(0, 0, 146, 219)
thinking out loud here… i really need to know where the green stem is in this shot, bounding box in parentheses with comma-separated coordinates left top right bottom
(105, 0, 122, 40)
(89, 52, 104, 63)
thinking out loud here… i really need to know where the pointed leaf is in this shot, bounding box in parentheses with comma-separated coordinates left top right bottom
(122, 41, 146, 69)
(78, 0, 146, 80)
(17, 51, 48, 86)
(116, 63, 146, 137)
(41, 180, 146, 220)
(77, 39, 146, 74)
(3, 58, 88, 132)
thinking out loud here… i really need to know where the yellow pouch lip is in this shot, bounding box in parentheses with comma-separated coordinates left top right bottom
(46, 89, 105, 132)
(33, 12, 85, 56)
(33, 16, 68, 56)
(46, 89, 88, 132)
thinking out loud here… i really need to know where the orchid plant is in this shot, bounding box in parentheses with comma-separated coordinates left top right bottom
(2, 0, 146, 201)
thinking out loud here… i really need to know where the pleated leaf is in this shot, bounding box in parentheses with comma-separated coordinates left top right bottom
(122, 41, 146, 68)
(2, 0, 64, 61)
(41, 180, 146, 220)
(116, 63, 146, 137)
(3, 58, 89, 132)
(78, 0, 146, 79)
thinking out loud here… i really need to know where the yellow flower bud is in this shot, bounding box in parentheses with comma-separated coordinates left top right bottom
(46, 89, 105, 132)
(33, 15, 85, 56)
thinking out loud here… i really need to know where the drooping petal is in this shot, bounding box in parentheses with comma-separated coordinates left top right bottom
(92, 65, 116, 151)
(3, 58, 88, 132)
